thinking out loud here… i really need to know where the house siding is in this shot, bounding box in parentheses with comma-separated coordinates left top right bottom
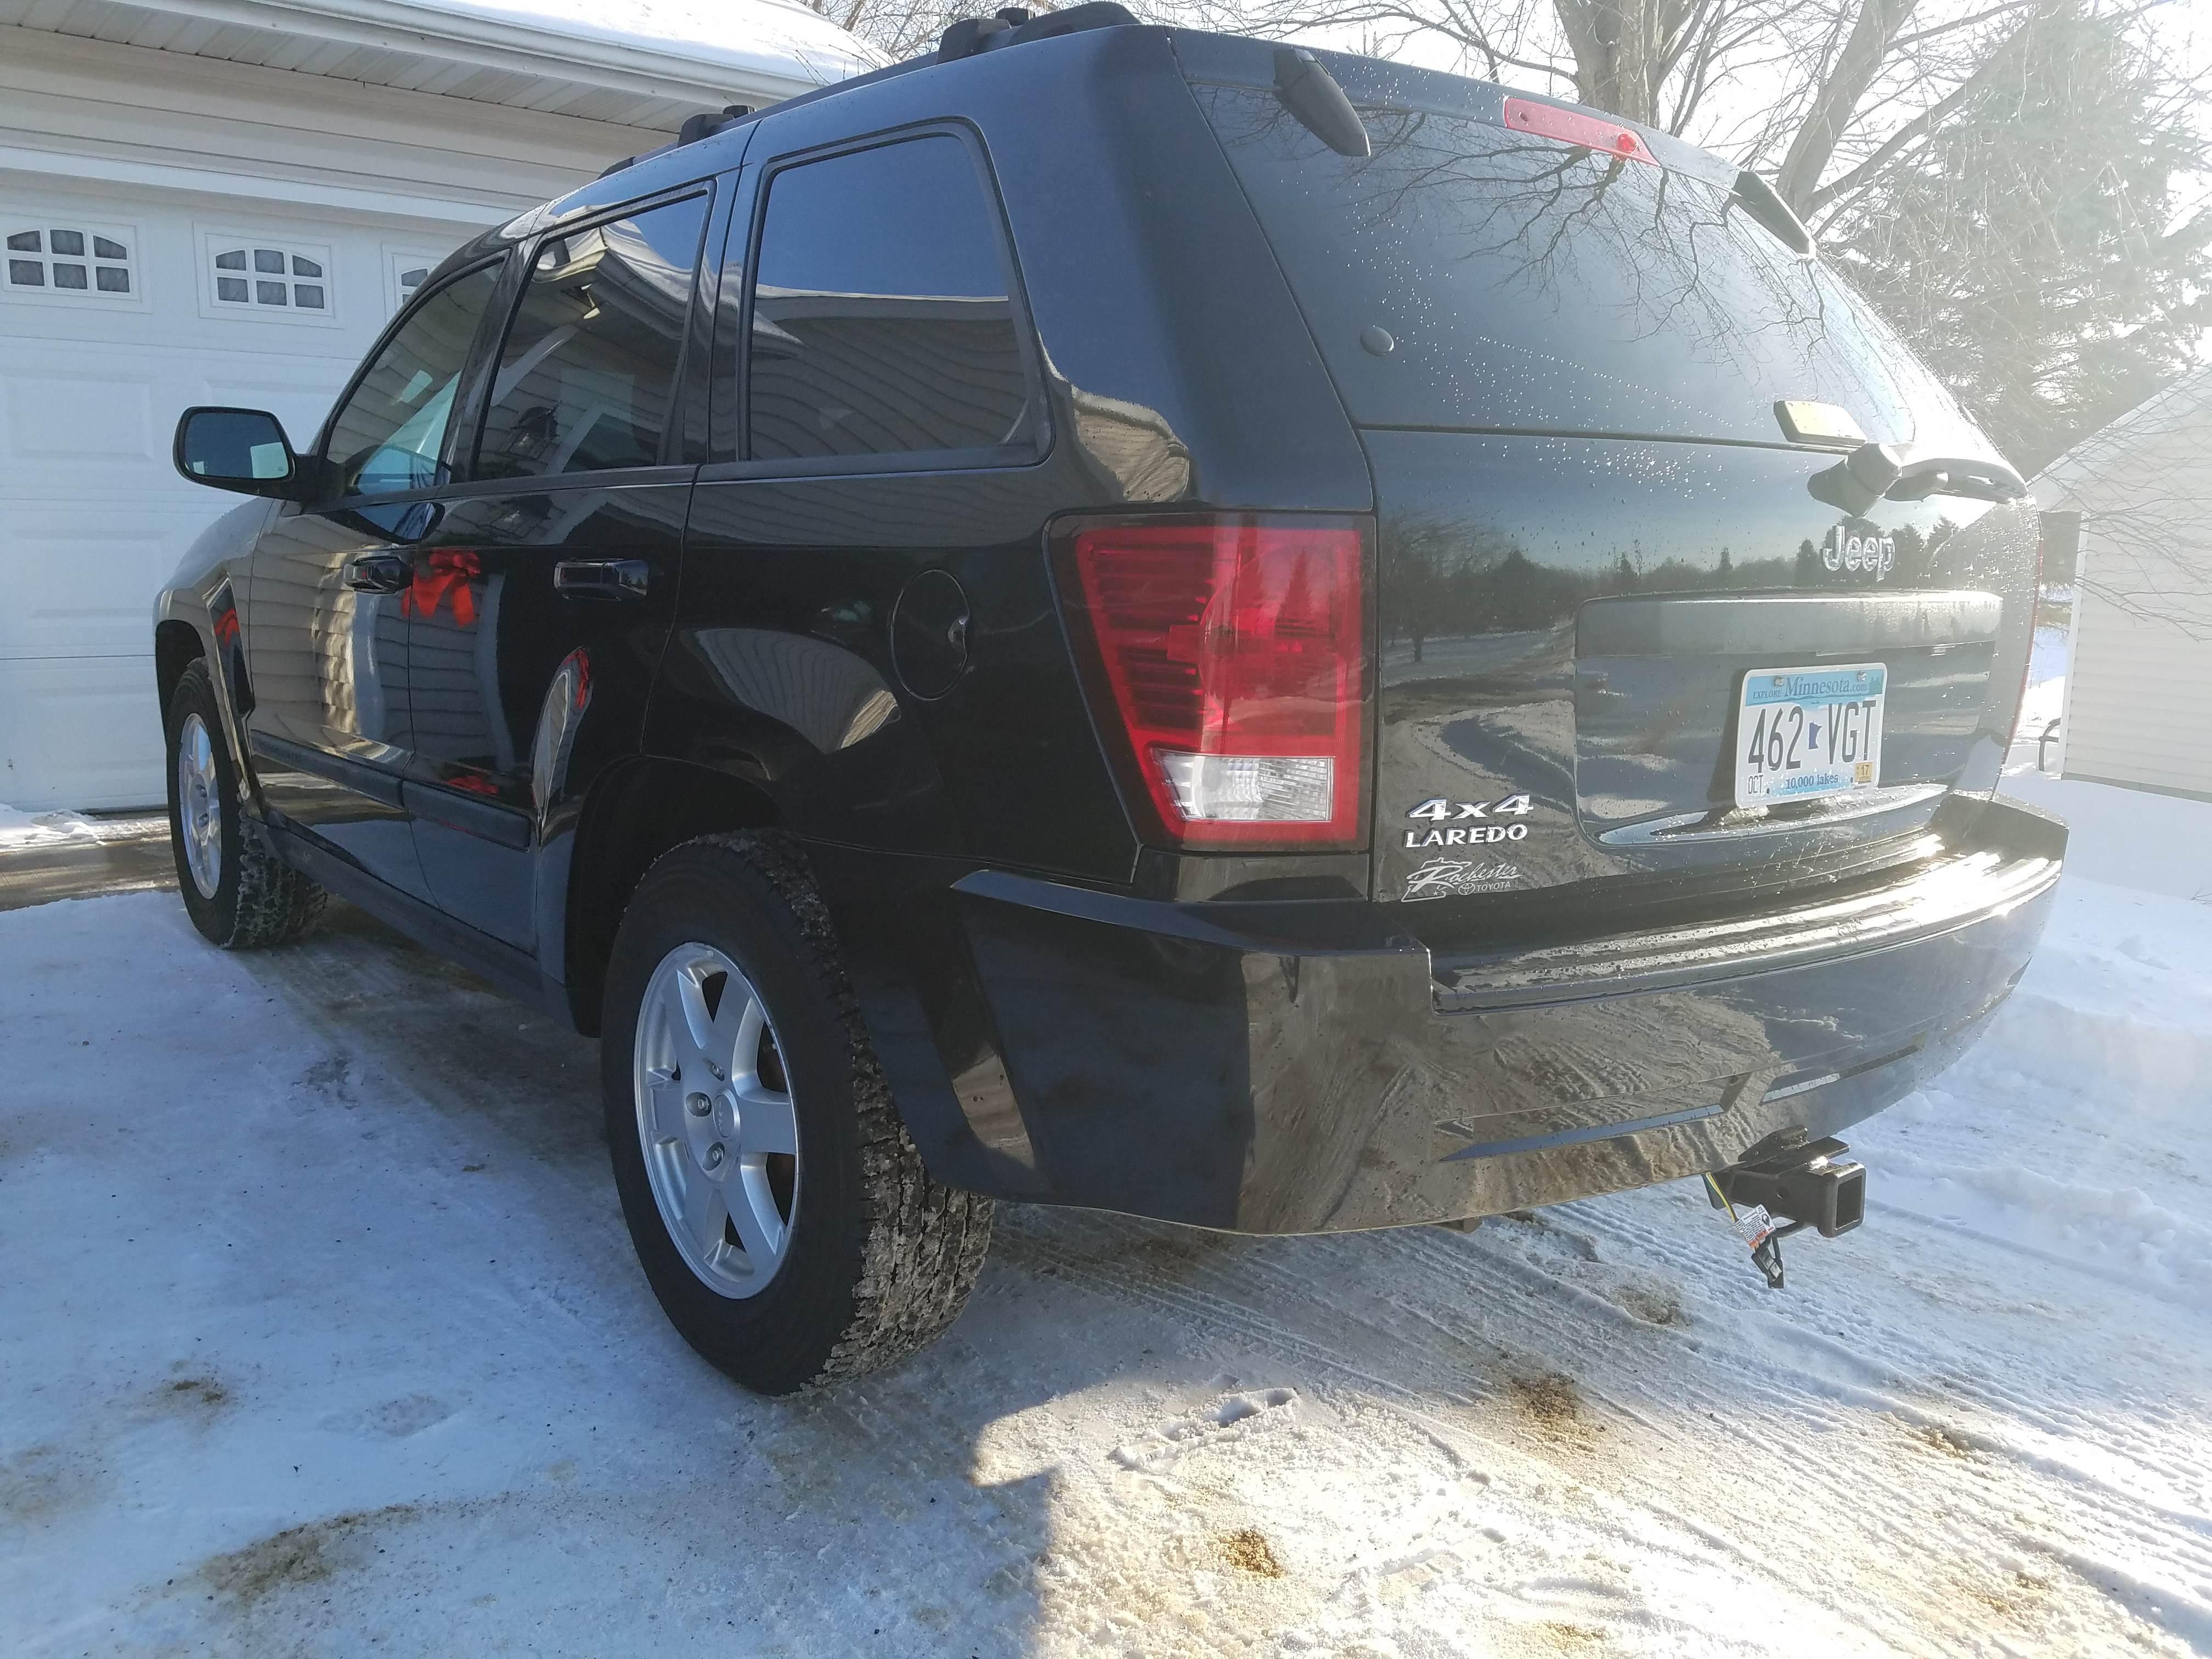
(2036, 373, 2212, 802)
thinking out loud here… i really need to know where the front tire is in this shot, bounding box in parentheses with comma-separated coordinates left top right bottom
(601, 832, 992, 1394)
(164, 659, 325, 949)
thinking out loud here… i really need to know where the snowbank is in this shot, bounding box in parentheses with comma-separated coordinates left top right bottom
(0, 806, 163, 851)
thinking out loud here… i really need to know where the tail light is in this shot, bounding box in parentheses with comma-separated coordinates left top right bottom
(1053, 515, 1371, 850)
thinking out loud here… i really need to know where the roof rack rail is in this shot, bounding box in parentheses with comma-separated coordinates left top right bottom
(939, 1, 1138, 60)
(597, 0, 1141, 179)
(599, 101, 755, 178)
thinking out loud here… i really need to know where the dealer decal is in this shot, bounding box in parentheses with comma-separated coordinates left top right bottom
(1403, 793, 1532, 849)
(1404, 858, 1523, 900)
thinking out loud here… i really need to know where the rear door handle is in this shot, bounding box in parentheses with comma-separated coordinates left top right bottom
(554, 558, 650, 601)
(345, 551, 411, 594)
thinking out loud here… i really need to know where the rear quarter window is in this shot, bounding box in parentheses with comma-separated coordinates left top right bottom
(745, 134, 1035, 466)
(1194, 84, 1988, 455)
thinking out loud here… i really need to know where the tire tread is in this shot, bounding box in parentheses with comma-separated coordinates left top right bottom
(167, 659, 325, 950)
(659, 831, 991, 1387)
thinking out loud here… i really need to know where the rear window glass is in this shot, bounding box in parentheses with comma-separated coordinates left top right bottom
(1195, 86, 1984, 453)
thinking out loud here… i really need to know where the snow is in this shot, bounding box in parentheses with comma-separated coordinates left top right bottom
(2013, 621, 2073, 739)
(4, 791, 2211, 1652)
(386, 0, 891, 83)
(0, 808, 165, 852)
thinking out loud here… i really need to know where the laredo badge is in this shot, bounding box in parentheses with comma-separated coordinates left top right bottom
(1402, 794, 1532, 850)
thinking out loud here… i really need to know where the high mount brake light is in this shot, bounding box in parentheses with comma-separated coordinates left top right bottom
(1056, 516, 1371, 850)
(1501, 97, 1655, 165)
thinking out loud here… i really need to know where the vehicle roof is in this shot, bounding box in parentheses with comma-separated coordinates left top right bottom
(437, 20, 1749, 275)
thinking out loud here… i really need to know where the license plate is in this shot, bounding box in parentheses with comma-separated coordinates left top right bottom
(1734, 663, 1886, 809)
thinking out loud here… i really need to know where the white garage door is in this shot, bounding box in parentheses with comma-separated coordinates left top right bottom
(0, 183, 456, 810)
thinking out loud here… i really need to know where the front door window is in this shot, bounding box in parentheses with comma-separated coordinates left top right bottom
(324, 264, 501, 496)
(473, 195, 710, 481)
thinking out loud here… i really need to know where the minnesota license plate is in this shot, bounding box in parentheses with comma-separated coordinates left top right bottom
(1734, 663, 1886, 809)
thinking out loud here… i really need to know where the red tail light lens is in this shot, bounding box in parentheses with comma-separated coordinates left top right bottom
(1055, 516, 1370, 850)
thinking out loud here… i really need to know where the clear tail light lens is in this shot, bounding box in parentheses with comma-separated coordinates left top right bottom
(1053, 515, 1371, 850)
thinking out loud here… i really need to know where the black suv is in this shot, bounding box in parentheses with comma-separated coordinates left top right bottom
(156, 8, 2063, 1393)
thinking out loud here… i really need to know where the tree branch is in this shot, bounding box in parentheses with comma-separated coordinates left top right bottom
(1807, 0, 2075, 213)
(1774, 0, 1921, 215)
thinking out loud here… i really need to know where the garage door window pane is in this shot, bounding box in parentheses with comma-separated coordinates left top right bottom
(748, 137, 1032, 464)
(210, 240, 334, 316)
(474, 194, 708, 480)
(325, 263, 500, 496)
(5, 222, 134, 299)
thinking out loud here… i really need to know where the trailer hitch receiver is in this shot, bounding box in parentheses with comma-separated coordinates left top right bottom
(1715, 1137, 1865, 1238)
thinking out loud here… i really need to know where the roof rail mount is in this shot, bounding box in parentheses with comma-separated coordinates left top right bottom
(675, 103, 756, 146)
(939, 1, 1138, 61)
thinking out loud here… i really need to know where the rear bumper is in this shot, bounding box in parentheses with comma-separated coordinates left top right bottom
(813, 795, 2063, 1232)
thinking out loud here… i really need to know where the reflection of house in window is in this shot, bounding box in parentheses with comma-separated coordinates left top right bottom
(211, 242, 328, 311)
(5, 224, 134, 295)
(748, 289, 1031, 460)
(473, 206, 702, 479)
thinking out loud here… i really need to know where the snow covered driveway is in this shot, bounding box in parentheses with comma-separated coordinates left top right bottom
(4, 807, 2210, 1656)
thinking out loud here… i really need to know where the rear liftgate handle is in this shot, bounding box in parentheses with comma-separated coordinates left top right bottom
(553, 558, 651, 601)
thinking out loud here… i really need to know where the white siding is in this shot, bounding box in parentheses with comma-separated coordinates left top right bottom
(2062, 584, 2212, 800)
(2045, 381, 2212, 803)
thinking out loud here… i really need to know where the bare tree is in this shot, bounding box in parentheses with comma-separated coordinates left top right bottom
(1187, 0, 2200, 213)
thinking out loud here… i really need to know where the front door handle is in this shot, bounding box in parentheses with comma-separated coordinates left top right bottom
(345, 551, 411, 594)
(554, 558, 650, 601)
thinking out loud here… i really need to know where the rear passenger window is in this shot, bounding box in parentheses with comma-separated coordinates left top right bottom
(475, 194, 709, 480)
(747, 136, 1032, 465)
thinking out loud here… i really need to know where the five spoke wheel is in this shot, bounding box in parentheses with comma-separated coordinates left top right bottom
(634, 944, 800, 1297)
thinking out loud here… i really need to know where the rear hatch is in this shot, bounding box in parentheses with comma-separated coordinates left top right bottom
(1180, 38, 2039, 940)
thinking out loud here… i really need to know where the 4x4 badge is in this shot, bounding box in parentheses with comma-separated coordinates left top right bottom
(1403, 794, 1531, 849)
(1407, 794, 1532, 821)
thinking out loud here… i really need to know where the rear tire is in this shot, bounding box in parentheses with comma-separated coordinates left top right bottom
(164, 658, 325, 949)
(601, 831, 992, 1394)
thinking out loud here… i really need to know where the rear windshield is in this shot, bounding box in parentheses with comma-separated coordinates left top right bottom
(1194, 84, 1988, 455)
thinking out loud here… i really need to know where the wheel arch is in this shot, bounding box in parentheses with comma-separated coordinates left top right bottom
(155, 619, 206, 714)
(560, 755, 783, 1037)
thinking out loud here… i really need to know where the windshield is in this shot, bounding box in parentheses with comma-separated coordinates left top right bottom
(1194, 84, 1990, 456)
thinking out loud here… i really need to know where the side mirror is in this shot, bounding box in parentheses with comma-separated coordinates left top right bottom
(174, 407, 304, 498)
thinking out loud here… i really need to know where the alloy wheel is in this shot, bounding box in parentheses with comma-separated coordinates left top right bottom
(176, 712, 223, 900)
(633, 943, 800, 1298)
